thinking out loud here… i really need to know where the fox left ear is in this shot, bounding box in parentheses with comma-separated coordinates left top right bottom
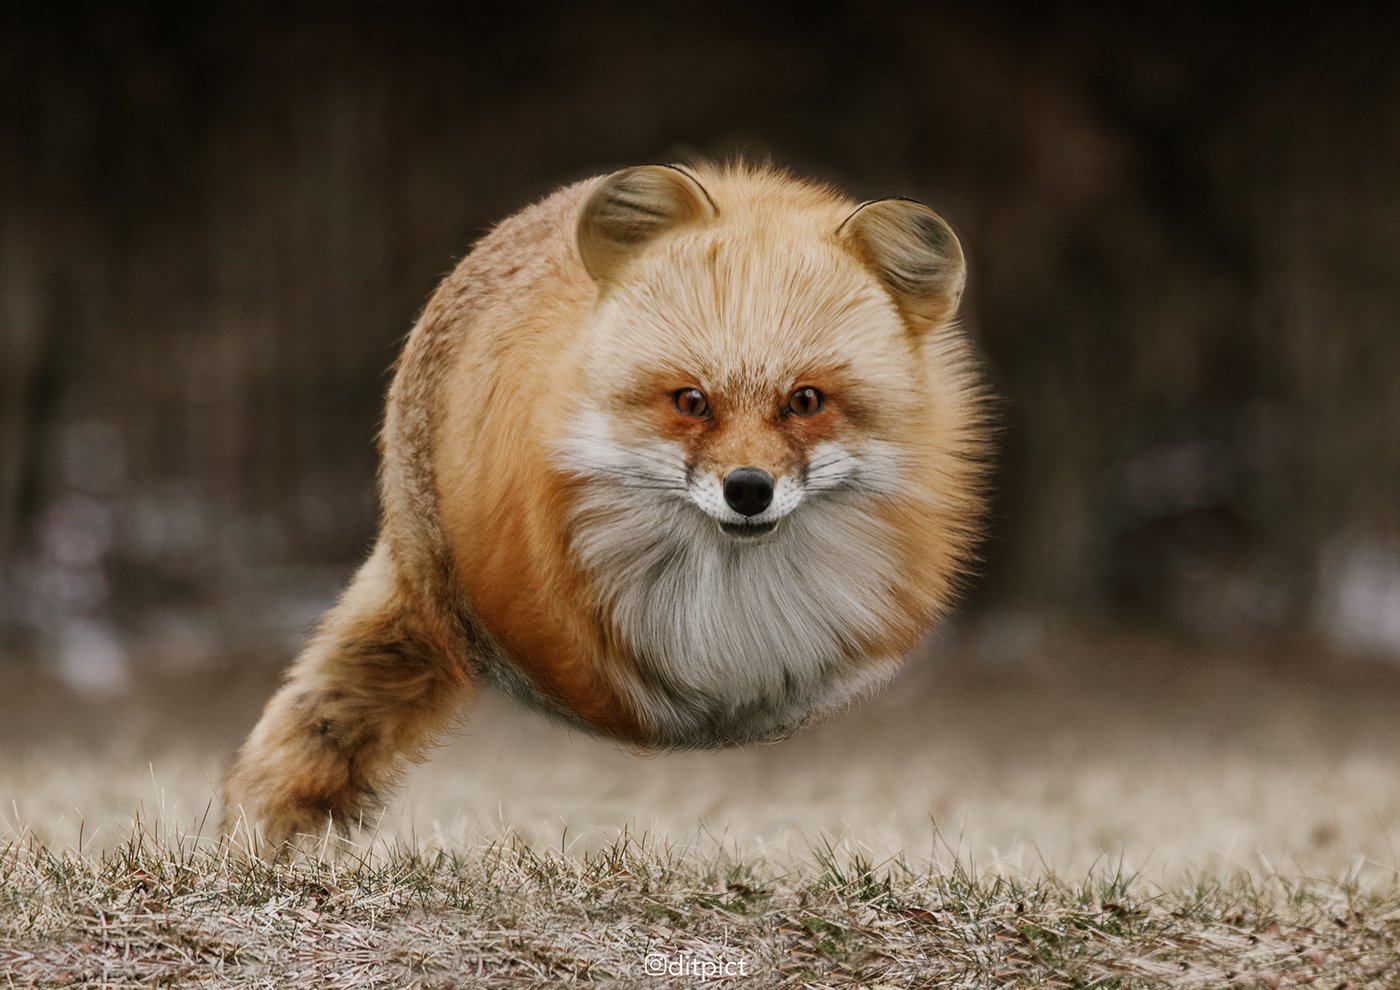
(577, 165, 718, 286)
(838, 198, 966, 331)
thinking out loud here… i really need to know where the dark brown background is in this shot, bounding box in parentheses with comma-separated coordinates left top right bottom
(3, 4, 1399, 683)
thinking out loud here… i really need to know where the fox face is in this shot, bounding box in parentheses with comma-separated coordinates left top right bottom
(566, 330, 912, 547)
(551, 165, 982, 746)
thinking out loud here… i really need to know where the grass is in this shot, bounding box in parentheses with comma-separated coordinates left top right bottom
(4, 646, 1400, 986)
(2, 817, 1397, 989)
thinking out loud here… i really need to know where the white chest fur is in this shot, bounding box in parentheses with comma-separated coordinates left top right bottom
(567, 478, 904, 747)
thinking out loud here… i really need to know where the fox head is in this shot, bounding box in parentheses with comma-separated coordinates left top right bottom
(555, 163, 986, 740)
(567, 164, 968, 537)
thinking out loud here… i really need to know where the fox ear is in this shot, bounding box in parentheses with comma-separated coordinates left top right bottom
(577, 165, 717, 284)
(838, 198, 966, 330)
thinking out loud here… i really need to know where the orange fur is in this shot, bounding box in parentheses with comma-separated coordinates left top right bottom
(223, 162, 991, 851)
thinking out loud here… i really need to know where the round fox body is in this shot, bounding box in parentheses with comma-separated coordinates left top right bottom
(224, 163, 990, 849)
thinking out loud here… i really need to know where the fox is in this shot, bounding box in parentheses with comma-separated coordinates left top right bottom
(222, 162, 990, 851)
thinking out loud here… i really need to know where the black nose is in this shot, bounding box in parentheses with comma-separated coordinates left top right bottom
(723, 467, 774, 517)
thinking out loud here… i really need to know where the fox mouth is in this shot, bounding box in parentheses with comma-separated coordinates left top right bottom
(718, 518, 780, 540)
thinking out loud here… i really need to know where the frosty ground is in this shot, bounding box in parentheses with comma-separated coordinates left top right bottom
(2, 626, 1398, 986)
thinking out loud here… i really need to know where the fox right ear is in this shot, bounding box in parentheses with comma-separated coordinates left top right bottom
(577, 165, 717, 284)
(838, 198, 966, 331)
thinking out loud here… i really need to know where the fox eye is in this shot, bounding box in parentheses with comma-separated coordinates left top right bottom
(788, 386, 824, 417)
(672, 387, 710, 418)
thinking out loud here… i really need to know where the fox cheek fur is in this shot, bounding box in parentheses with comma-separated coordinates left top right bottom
(222, 162, 991, 851)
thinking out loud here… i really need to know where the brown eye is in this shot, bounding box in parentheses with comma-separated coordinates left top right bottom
(673, 387, 710, 418)
(788, 386, 824, 417)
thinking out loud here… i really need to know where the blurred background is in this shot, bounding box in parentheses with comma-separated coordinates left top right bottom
(3, 4, 1399, 686)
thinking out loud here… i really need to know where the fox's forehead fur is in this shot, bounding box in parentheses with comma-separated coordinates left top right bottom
(592, 243, 915, 403)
